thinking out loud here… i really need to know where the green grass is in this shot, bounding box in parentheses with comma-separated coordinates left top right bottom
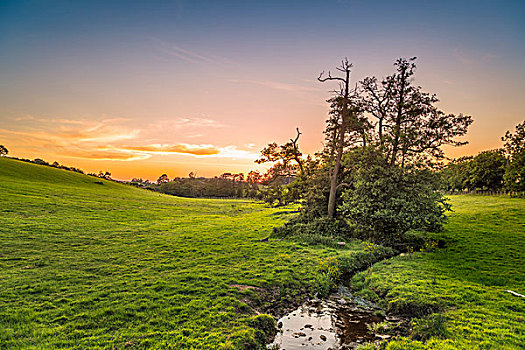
(0, 157, 365, 349)
(353, 195, 525, 349)
(3, 158, 523, 349)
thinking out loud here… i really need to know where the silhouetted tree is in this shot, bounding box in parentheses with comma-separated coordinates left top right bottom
(360, 58, 473, 168)
(256, 128, 304, 176)
(157, 174, 169, 184)
(0, 145, 7, 157)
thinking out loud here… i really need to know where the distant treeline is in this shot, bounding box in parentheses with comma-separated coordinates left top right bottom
(150, 177, 261, 199)
(128, 172, 293, 199)
(7, 157, 86, 175)
(438, 121, 523, 194)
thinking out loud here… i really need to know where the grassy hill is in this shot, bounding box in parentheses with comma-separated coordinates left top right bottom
(0, 157, 346, 348)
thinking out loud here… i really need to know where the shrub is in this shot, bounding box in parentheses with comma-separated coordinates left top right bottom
(339, 156, 449, 246)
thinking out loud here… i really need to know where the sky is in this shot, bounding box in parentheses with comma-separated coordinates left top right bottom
(0, 0, 524, 180)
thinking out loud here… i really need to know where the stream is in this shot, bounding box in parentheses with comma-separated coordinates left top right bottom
(268, 287, 408, 350)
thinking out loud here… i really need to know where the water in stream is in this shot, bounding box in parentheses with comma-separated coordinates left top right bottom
(268, 287, 407, 350)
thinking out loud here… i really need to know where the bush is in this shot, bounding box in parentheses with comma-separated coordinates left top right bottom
(247, 314, 277, 344)
(339, 152, 449, 246)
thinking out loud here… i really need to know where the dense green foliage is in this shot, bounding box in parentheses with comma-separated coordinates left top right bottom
(339, 148, 448, 245)
(352, 195, 525, 349)
(0, 157, 360, 349)
(440, 151, 507, 192)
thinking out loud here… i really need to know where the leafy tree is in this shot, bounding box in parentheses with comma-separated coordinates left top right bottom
(339, 147, 448, 245)
(157, 174, 169, 184)
(256, 128, 304, 176)
(502, 121, 525, 191)
(467, 150, 506, 191)
(0, 145, 7, 156)
(272, 58, 472, 246)
(361, 57, 472, 167)
(439, 156, 473, 191)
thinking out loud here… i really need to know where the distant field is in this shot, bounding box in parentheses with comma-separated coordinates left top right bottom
(0, 158, 371, 349)
(354, 195, 525, 349)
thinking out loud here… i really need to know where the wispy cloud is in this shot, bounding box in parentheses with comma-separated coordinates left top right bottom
(123, 143, 220, 156)
(153, 38, 232, 66)
(453, 48, 500, 66)
(228, 78, 321, 92)
(1, 115, 255, 161)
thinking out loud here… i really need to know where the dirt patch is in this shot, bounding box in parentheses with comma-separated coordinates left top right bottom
(229, 284, 261, 292)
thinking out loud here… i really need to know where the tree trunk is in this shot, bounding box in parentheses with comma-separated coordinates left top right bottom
(390, 68, 407, 166)
(327, 69, 350, 218)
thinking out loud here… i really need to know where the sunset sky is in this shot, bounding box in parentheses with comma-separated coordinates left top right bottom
(1, 0, 524, 180)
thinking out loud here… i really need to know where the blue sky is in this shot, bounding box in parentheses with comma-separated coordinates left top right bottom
(0, 0, 523, 179)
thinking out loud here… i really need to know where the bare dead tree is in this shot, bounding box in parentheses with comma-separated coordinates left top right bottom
(318, 58, 352, 218)
(290, 128, 304, 174)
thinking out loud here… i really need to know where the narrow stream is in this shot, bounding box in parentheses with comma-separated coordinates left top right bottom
(268, 287, 408, 350)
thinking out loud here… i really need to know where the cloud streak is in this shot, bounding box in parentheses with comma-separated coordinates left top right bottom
(228, 79, 322, 92)
(1, 116, 257, 161)
(153, 38, 232, 66)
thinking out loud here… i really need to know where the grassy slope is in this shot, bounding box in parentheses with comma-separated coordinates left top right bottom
(0, 158, 359, 349)
(355, 195, 525, 349)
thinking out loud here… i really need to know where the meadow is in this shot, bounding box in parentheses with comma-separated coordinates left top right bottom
(353, 195, 525, 349)
(1, 157, 524, 349)
(0, 157, 361, 349)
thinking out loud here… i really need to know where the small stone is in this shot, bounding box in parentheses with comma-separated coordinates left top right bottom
(337, 242, 346, 246)
(320, 334, 327, 341)
(277, 321, 283, 328)
(338, 298, 347, 305)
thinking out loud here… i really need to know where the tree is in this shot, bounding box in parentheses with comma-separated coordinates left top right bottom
(0, 145, 7, 157)
(339, 147, 448, 245)
(246, 170, 262, 183)
(361, 57, 472, 167)
(318, 59, 355, 218)
(255, 128, 303, 176)
(98, 171, 111, 180)
(157, 174, 169, 184)
(467, 150, 506, 191)
(502, 121, 525, 191)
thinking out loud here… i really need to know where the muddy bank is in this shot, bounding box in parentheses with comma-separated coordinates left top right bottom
(267, 287, 409, 350)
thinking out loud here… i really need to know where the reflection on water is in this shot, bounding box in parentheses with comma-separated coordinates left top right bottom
(268, 287, 407, 350)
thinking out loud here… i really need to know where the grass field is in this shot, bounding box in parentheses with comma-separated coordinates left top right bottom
(353, 195, 525, 349)
(0, 157, 367, 349)
(2, 157, 524, 349)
